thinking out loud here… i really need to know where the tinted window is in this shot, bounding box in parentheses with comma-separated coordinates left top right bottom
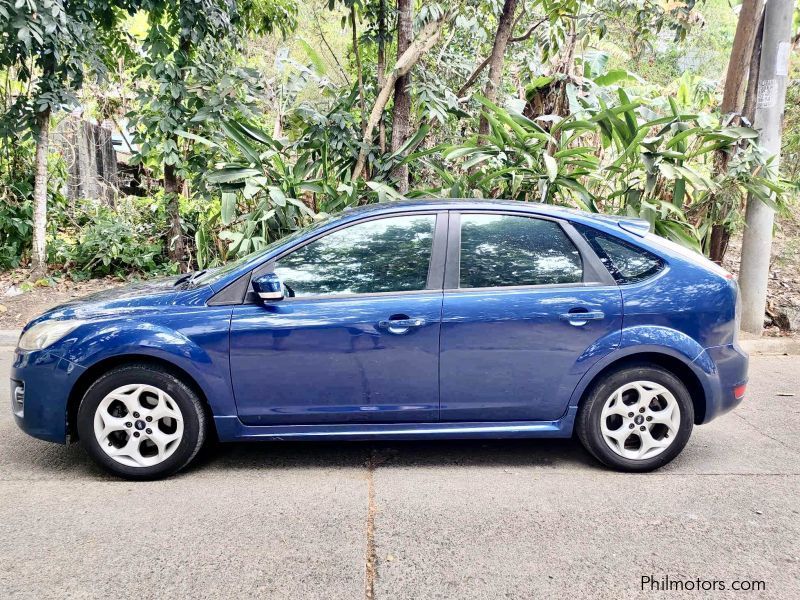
(274, 215, 436, 296)
(575, 224, 663, 284)
(459, 214, 583, 288)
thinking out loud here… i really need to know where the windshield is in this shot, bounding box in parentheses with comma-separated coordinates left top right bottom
(190, 215, 336, 288)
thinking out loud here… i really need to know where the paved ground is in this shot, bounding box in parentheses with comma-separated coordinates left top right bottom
(0, 350, 798, 599)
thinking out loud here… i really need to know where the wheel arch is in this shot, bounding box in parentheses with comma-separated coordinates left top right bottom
(67, 354, 216, 441)
(570, 350, 709, 425)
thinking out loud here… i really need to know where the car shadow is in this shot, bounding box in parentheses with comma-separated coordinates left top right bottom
(185, 437, 602, 475)
(4, 426, 601, 479)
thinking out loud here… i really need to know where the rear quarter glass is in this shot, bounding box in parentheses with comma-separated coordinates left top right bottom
(641, 232, 733, 279)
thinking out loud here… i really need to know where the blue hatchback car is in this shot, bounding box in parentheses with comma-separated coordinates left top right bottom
(11, 200, 748, 479)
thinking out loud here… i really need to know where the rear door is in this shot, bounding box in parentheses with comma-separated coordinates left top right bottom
(439, 211, 622, 422)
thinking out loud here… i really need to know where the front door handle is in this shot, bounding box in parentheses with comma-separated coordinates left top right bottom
(559, 310, 605, 326)
(377, 317, 426, 334)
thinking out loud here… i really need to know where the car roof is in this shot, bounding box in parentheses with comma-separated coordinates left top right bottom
(341, 198, 645, 235)
(343, 198, 578, 218)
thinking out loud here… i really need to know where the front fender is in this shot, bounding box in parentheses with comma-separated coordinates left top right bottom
(63, 309, 235, 418)
(565, 326, 715, 418)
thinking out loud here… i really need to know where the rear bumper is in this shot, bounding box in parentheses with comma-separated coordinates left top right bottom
(693, 342, 749, 424)
(10, 349, 85, 444)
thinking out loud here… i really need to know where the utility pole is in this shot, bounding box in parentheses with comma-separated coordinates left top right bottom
(738, 0, 794, 334)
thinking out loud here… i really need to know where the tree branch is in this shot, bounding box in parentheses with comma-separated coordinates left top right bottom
(510, 17, 546, 43)
(456, 17, 546, 98)
(352, 13, 449, 181)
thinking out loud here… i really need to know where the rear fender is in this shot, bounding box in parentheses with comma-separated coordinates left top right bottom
(565, 325, 715, 414)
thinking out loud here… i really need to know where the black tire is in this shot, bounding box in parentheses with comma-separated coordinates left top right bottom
(576, 364, 694, 472)
(77, 363, 207, 480)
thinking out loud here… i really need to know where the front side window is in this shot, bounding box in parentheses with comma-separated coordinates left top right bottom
(274, 214, 436, 296)
(459, 214, 583, 288)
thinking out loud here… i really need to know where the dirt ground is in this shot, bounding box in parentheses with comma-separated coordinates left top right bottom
(723, 205, 800, 336)
(0, 273, 126, 329)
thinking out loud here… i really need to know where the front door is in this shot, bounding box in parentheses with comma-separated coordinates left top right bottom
(439, 212, 623, 422)
(230, 212, 445, 425)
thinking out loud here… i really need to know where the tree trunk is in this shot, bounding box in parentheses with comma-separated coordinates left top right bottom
(377, 0, 387, 151)
(721, 0, 767, 115)
(390, 0, 413, 192)
(30, 108, 50, 277)
(352, 13, 448, 181)
(165, 30, 191, 272)
(478, 0, 519, 136)
(708, 0, 767, 264)
(352, 6, 367, 135)
(164, 158, 187, 270)
(742, 11, 766, 125)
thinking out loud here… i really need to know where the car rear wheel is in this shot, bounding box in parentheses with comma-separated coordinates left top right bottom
(576, 364, 694, 472)
(77, 364, 206, 480)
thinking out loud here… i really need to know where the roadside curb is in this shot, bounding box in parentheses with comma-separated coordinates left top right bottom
(0, 329, 19, 346)
(739, 336, 800, 356)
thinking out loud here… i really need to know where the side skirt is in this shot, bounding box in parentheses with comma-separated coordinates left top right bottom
(213, 407, 577, 442)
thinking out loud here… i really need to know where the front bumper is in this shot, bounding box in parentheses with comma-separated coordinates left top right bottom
(10, 349, 85, 444)
(692, 342, 749, 424)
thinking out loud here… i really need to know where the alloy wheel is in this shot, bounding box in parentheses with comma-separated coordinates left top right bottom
(599, 380, 681, 461)
(93, 384, 184, 468)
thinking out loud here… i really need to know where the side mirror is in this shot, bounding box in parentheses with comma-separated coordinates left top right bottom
(252, 273, 285, 301)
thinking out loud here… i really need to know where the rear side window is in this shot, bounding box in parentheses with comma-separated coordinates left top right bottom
(459, 214, 583, 288)
(575, 224, 664, 284)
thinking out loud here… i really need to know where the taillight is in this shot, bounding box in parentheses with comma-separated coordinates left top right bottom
(733, 384, 747, 400)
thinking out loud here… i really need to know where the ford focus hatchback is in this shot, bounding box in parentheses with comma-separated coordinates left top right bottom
(11, 200, 748, 479)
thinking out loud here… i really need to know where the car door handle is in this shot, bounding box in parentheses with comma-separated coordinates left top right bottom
(559, 310, 605, 325)
(377, 317, 426, 334)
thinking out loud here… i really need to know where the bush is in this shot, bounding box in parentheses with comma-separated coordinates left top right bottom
(49, 197, 171, 278)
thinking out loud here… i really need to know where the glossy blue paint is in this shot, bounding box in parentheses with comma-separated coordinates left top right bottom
(11, 351, 84, 443)
(229, 292, 442, 424)
(212, 407, 578, 441)
(252, 273, 284, 299)
(439, 285, 622, 421)
(10, 199, 748, 448)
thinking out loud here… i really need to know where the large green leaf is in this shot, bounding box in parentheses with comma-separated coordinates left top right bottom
(221, 191, 237, 226)
(543, 153, 558, 182)
(207, 168, 262, 184)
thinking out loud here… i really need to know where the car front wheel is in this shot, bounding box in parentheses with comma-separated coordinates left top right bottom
(576, 364, 694, 472)
(77, 363, 207, 480)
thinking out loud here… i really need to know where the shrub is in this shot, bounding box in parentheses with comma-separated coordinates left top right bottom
(49, 197, 170, 278)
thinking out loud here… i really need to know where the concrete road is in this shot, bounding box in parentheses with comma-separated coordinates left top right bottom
(0, 350, 797, 599)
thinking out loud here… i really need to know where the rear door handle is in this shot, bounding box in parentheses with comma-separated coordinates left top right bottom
(559, 311, 605, 325)
(377, 317, 426, 334)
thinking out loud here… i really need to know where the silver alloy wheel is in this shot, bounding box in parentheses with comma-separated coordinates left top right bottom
(600, 380, 681, 460)
(93, 384, 184, 468)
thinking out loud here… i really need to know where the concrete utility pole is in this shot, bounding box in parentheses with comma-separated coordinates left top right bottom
(738, 0, 794, 334)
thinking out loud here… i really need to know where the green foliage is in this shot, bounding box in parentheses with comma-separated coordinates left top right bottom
(190, 87, 408, 266)
(0, 196, 32, 269)
(429, 89, 785, 254)
(0, 135, 69, 268)
(0, 0, 132, 133)
(0, 140, 34, 267)
(49, 197, 170, 277)
(0, 0, 794, 281)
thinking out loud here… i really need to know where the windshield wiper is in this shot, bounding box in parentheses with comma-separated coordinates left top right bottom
(174, 270, 208, 288)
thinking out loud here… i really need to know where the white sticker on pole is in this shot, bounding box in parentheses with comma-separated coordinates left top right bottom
(757, 79, 777, 108)
(776, 42, 791, 76)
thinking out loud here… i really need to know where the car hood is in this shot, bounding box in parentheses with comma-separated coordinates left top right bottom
(30, 276, 196, 324)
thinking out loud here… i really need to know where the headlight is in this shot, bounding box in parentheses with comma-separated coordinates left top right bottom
(18, 320, 84, 351)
